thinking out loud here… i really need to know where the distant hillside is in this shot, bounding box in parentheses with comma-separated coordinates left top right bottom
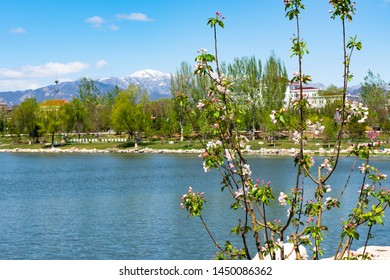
(0, 70, 363, 106)
(0, 69, 172, 106)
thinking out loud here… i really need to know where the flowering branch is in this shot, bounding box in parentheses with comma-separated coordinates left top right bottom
(176, 1, 389, 261)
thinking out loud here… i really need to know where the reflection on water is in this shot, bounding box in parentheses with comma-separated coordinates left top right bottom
(0, 153, 389, 259)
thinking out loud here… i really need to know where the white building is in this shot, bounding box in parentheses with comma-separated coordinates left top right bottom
(284, 83, 359, 109)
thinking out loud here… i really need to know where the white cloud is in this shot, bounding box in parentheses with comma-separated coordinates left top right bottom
(115, 13, 154, 22)
(85, 13, 153, 31)
(85, 16, 120, 30)
(0, 80, 41, 92)
(85, 16, 106, 28)
(10, 27, 26, 34)
(109, 24, 119, 31)
(0, 60, 109, 91)
(0, 62, 90, 79)
(0, 69, 23, 79)
(95, 60, 109, 69)
(0, 62, 89, 91)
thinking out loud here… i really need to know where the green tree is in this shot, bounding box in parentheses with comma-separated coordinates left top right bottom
(0, 109, 6, 135)
(360, 70, 389, 129)
(317, 85, 343, 116)
(59, 101, 77, 134)
(78, 77, 100, 103)
(104, 85, 120, 108)
(77, 77, 101, 132)
(322, 116, 338, 148)
(171, 61, 211, 140)
(38, 102, 61, 147)
(260, 53, 289, 141)
(111, 84, 145, 141)
(12, 97, 40, 143)
(261, 53, 288, 111)
(101, 86, 120, 132)
(227, 56, 262, 139)
(71, 98, 88, 137)
(147, 98, 174, 137)
(161, 101, 180, 141)
(345, 118, 366, 140)
(170, 62, 193, 141)
(137, 90, 152, 140)
(318, 84, 343, 96)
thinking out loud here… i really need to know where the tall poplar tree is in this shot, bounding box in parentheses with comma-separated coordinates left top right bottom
(77, 77, 101, 132)
(360, 70, 389, 129)
(227, 56, 262, 139)
(261, 53, 288, 111)
(170, 62, 193, 141)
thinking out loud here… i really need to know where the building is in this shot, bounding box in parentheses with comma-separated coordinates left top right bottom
(39, 99, 69, 116)
(40, 99, 69, 108)
(0, 102, 6, 112)
(284, 83, 360, 109)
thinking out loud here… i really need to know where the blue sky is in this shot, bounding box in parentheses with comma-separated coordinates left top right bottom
(0, 0, 389, 91)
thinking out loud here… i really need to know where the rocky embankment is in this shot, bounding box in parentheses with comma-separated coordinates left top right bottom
(0, 146, 389, 156)
(0, 147, 203, 154)
(321, 246, 390, 260)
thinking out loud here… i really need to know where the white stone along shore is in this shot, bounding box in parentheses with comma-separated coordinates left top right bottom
(321, 246, 390, 260)
(0, 146, 389, 155)
(252, 245, 390, 260)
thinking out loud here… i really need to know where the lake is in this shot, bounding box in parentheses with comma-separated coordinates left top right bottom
(0, 152, 389, 260)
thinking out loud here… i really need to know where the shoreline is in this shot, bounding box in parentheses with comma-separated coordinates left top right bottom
(321, 246, 390, 260)
(0, 146, 389, 156)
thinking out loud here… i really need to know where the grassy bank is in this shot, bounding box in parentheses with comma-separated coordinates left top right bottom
(1, 134, 389, 153)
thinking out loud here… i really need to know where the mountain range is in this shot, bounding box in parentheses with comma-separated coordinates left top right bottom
(0, 69, 172, 107)
(0, 69, 362, 107)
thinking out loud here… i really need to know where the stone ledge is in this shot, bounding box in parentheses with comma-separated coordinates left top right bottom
(321, 246, 390, 260)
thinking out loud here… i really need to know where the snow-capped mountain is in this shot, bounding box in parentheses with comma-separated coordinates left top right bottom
(100, 69, 171, 100)
(0, 69, 172, 106)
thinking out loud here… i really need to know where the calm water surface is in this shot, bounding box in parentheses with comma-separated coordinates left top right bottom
(0, 153, 389, 259)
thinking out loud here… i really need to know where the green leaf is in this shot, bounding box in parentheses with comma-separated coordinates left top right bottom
(230, 201, 240, 210)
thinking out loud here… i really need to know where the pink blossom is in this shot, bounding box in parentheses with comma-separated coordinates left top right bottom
(217, 85, 226, 94)
(197, 100, 205, 109)
(358, 163, 369, 174)
(321, 159, 333, 172)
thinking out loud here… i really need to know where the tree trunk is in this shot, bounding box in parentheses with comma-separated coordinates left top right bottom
(51, 133, 55, 147)
(180, 124, 184, 141)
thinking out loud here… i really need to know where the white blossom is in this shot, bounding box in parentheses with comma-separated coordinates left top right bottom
(242, 164, 252, 177)
(203, 162, 211, 173)
(292, 130, 301, 145)
(225, 149, 235, 161)
(278, 192, 288, 206)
